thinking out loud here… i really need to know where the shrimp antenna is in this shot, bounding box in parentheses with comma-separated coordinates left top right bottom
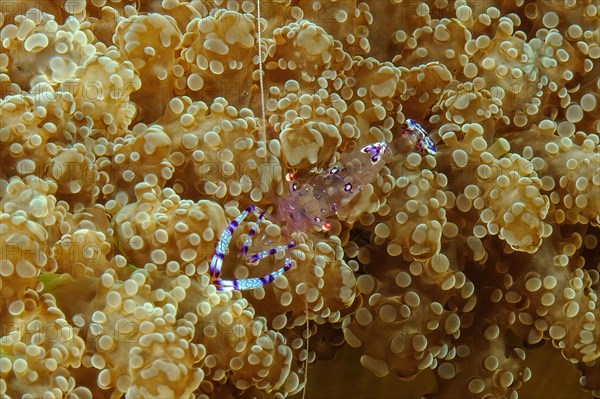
(303, 300, 310, 399)
(256, 0, 267, 139)
(255, 1, 309, 396)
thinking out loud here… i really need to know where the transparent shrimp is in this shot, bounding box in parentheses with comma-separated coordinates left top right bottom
(274, 118, 437, 236)
(273, 141, 392, 234)
(210, 119, 437, 291)
(210, 141, 388, 290)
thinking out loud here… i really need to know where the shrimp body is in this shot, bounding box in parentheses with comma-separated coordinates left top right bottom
(275, 141, 391, 233)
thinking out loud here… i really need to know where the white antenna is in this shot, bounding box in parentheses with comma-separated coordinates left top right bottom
(255, 2, 309, 396)
(256, 0, 267, 137)
(302, 301, 309, 399)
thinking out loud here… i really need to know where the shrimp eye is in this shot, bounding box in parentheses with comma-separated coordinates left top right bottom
(286, 172, 295, 181)
(322, 222, 331, 231)
(329, 166, 338, 174)
(344, 182, 353, 192)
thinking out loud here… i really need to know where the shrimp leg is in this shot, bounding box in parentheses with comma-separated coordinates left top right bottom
(247, 241, 296, 263)
(211, 205, 296, 289)
(239, 209, 267, 257)
(214, 257, 293, 291)
(237, 208, 295, 265)
(210, 204, 257, 278)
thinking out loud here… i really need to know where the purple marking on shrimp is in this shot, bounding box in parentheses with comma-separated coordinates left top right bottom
(214, 256, 294, 291)
(402, 119, 437, 155)
(248, 241, 296, 263)
(210, 205, 255, 278)
(240, 210, 266, 257)
(360, 141, 388, 163)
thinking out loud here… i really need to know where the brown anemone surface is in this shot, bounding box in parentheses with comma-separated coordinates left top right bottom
(0, 1, 598, 398)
